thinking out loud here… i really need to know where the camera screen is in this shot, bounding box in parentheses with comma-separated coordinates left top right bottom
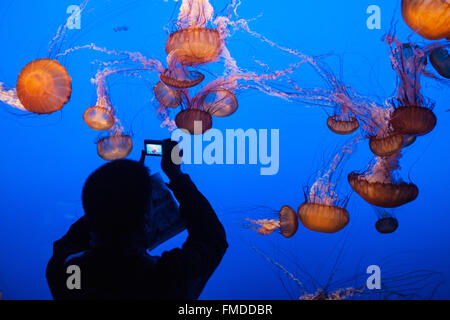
(146, 143, 163, 156)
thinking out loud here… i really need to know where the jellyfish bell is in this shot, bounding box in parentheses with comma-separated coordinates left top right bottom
(160, 68, 205, 89)
(388, 41, 437, 136)
(363, 105, 402, 156)
(279, 205, 299, 238)
(375, 216, 399, 234)
(16, 58, 72, 114)
(390, 106, 437, 136)
(165, 28, 223, 66)
(175, 108, 212, 135)
(97, 134, 133, 161)
(429, 47, 450, 79)
(326, 115, 359, 135)
(296, 138, 356, 234)
(401, 0, 450, 40)
(244, 205, 298, 238)
(369, 133, 404, 157)
(83, 106, 115, 131)
(373, 207, 399, 234)
(348, 172, 419, 208)
(297, 202, 349, 234)
(200, 88, 238, 117)
(153, 81, 182, 109)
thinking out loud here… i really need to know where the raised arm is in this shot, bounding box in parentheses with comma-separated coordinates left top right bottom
(153, 140, 228, 299)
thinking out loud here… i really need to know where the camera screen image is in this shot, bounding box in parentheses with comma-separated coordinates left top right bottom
(146, 143, 163, 156)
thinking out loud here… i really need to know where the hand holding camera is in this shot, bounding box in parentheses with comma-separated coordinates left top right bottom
(141, 139, 183, 180)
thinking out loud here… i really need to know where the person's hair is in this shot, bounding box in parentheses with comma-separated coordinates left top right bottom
(82, 160, 152, 241)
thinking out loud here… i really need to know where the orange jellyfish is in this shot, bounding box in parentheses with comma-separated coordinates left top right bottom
(83, 68, 121, 131)
(429, 46, 450, 79)
(160, 68, 205, 89)
(390, 105, 437, 136)
(348, 153, 419, 208)
(161, 1, 223, 89)
(297, 139, 358, 233)
(96, 125, 133, 161)
(323, 89, 360, 136)
(349, 172, 418, 208)
(327, 115, 359, 135)
(369, 128, 405, 157)
(153, 81, 182, 108)
(385, 38, 437, 136)
(309, 62, 362, 136)
(175, 108, 212, 134)
(166, 28, 223, 67)
(369, 134, 404, 158)
(279, 206, 299, 238)
(297, 202, 349, 234)
(199, 88, 238, 117)
(16, 59, 72, 114)
(401, 0, 450, 40)
(83, 106, 115, 131)
(167, 0, 223, 66)
(245, 205, 299, 238)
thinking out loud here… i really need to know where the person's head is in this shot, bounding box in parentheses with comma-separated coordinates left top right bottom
(82, 160, 152, 245)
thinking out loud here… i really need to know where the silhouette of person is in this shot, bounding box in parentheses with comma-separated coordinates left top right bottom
(46, 140, 228, 299)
